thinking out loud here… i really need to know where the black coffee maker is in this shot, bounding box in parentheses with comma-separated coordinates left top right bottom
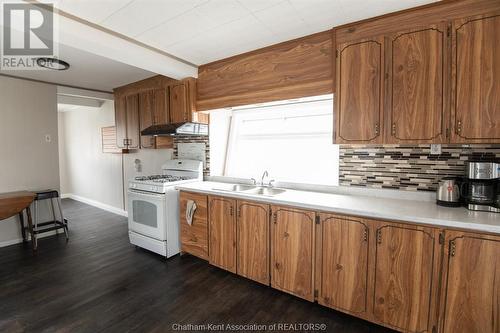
(462, 161, 500, 213)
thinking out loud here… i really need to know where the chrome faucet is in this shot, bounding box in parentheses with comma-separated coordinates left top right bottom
(261, 170, 269, 186)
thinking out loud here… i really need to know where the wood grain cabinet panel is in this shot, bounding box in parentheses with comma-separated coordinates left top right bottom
(153, 88, 169, 125)
(271, 206, 315, 301)
(180, 192, 208, 260)
(125, 94, 140, 149)
(372, 223, 440, 333)
(387, 24, 448, 143)
(336, 37, 384, 143)
(452, 13, 500, 143)
(440, 231, 500, 333)
(139, 91, 155, 149)
(209, 196, 236, 273)
(236, 201, 270, 285)
(170, 84, 189, 123)
(197, 30, 333, 111)
(115, 95, 128, 149)
(318, 214, 370, 317)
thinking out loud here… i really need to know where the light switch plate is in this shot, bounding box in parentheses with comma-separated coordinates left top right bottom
(430, 144, 442, 155)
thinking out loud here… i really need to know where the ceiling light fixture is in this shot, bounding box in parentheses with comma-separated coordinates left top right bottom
(36, 57, 70, 71)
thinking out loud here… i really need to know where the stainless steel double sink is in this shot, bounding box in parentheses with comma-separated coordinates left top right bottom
(215, 184, 286, 196)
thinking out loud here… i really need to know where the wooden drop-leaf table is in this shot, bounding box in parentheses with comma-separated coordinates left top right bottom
(0, 191, 36, 250)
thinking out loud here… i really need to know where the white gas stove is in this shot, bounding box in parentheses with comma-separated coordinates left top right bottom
(127, 159, 203, 258)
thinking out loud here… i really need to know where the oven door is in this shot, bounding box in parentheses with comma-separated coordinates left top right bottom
(127, 189, 166, 240)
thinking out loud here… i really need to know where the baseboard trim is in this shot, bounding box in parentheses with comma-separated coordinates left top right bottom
(64, 194, 127, 217)
(0, 230, 61, 248)
(0, 238, 24, 248)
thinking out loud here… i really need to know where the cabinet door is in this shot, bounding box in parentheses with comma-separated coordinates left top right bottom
(139, 91, 155, 149)
(373, 223, 440, 333)
(169, 84, 189, 123)
(237, 201, 270, 285)
(125, 94, 140, 149)
(153, 88, 169, 125)
(115, 95, 127, 149)
(336, 37, 384, 143)
(452, 14, 500, 143)
(318, 214, 369, 316)
(271, 206, 315, 301)
(209, 196, 236, 273)
(440, 231, 500, 333)
(387, 24, 448, 143)
(180, 192, 208, 260)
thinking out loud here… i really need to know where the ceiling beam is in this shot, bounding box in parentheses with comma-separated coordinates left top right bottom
(25, 1, 198, 79)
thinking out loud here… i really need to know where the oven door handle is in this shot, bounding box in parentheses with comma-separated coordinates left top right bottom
(128, 189, 166, 198)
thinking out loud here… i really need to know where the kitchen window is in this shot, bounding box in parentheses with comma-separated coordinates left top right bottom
(210, 95, 339, 186)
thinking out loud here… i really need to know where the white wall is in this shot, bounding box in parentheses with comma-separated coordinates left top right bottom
(0, 76, 59, 247)
(58, 101, 124, 211)
(58, 102, 173, 213)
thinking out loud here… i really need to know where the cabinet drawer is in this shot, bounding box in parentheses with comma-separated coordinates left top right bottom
(180, 192, 208, 260)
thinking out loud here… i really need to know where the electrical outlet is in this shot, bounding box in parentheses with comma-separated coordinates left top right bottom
(45, 134, 51, 143)
(430, 144, 441, 155)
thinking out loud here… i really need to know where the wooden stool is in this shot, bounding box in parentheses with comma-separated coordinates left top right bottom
(31, 190, 69, 249)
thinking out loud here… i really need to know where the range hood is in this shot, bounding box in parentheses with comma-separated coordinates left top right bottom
(141, 122, 208, 136)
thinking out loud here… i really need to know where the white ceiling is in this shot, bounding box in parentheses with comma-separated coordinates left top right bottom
(0, 43, 156, 92)
(54, 0, 439, 65)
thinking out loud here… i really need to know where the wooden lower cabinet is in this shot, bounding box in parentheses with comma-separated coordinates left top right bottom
(179, 192, 208, 260)
(271, 205, 315, 301)
(236, 201, 270, 285)
(179, 191, 499, 333)
(439, 231, 500, 333)
(372, 222, 441, 333)
(208, 196, 237, 273)
(317, 214, 370, 318)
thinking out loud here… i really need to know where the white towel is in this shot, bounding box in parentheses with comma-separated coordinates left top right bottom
(186, 200, 197, 226)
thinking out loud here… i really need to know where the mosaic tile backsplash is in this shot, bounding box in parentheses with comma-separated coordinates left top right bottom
(339, 145, 500, 191)
(173, 135, 210, 177)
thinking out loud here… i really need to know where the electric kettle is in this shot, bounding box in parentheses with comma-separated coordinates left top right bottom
(436, 177, 461, 207)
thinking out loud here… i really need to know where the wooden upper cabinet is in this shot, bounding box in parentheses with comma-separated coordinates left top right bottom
(180, 191, 209, 260)
(125, 94, 140, 149)
(387, 24, 449, 143)
(439, 231, 500, 333)
(318, 214, 370, 317)
(170, 83, 188, 123)
(336, 37, 384, 143)
(373, 223, 440, 333)
(452, 13, 500, 143)
(115, 95, 127, 149)
(170, 78, 196, 123)
(208, 196, 236, 273)
(271, 206, 315, 301)
(236, 201, 270, 285)
(139, 91, 155, 149)
(153, 88, 169, 125)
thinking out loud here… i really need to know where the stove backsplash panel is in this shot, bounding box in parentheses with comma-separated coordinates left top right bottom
(339, 144, 500, 191)
(173, 135, 210, 177)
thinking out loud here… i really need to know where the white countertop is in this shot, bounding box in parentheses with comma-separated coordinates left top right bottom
(177, 181, 500, 235)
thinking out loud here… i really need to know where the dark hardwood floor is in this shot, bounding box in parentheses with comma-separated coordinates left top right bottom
(0, 199, 394, 333)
